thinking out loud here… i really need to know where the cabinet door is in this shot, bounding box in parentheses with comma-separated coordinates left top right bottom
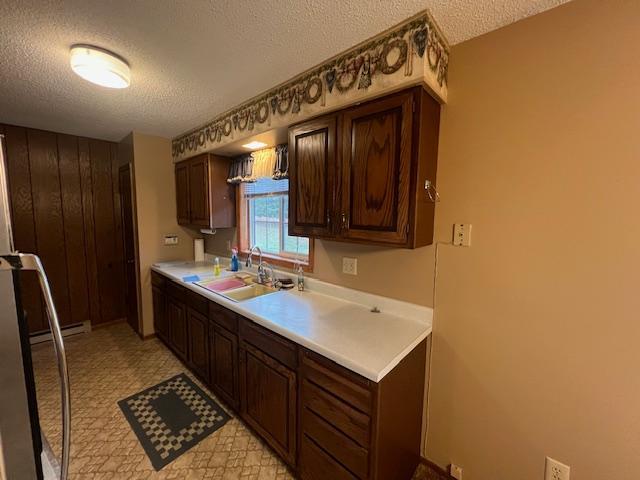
(340, 91, 414, 245)
(167, 297, 188, 360)
(175, 161, 190, 225)
(210, 323, 239, 410)
(187, 308, 209, 380)
(188, 155, 211, 227)
(152, 286, 168, 341)
(240, 342, 297, 466)
(288, 115, 338, 237)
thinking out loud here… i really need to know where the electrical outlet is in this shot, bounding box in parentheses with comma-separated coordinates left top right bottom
(450, 464, 463, 480)
(545, 457, 570, 480)
(453, 223, 472, 247)
(342, 257, 358, 275)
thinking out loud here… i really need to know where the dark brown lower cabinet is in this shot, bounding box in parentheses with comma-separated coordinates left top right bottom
(152, 276, 426, 480)
(152, 285, 168, 341)
(240, 341, 297, 467)
(209, 322, 239, 410)
(187, 308, 209, 380)
(166, 296, 188, 360)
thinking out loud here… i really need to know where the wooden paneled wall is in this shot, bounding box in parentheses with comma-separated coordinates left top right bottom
(0, 124, 126, 333)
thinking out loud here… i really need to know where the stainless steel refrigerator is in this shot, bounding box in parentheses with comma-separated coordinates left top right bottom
(0, 134, 70, 480)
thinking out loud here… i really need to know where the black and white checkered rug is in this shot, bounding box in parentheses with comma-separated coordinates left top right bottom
(118, 373, 230, 470)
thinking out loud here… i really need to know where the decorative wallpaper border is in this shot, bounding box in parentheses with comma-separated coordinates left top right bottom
(172, 10, 449, 161)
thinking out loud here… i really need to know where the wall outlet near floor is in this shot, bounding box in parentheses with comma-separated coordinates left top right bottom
(545, 457, 570, 480)
(342, 257, 358, 275)
(450, 464, 463, 480)
(452, 223, 472, 247)
(164, 235, 179, 245)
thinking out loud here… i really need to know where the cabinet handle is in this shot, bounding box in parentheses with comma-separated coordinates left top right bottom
(341, 213, 349, 232)
(424, 180, 440, 203)
(326, 212, 331, 226)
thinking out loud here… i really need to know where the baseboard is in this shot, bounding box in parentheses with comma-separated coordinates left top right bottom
(29, 321, 90, 345)
(420, 457, 454, 479)
(92, 318, 126, 330)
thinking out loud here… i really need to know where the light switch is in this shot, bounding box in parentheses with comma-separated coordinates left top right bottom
(453, 224, 471, 247)
(164, 235, 179, 246)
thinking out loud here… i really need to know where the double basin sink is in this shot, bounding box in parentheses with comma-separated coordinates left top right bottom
(194, 274, 278, 302)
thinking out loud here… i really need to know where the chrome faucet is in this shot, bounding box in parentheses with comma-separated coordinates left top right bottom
(246, 245, 270, 285)
(245, 245, 263, 269)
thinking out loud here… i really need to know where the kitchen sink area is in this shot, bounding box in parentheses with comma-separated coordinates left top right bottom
(194, 275, 279, 302)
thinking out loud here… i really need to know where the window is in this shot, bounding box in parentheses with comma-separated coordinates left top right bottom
(239, 177, 312, 269)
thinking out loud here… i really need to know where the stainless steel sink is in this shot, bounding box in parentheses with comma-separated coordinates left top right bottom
(194, 275, 278, 302)
(219, 283, 278, 302)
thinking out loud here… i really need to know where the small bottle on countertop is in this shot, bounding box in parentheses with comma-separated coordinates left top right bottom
(296, 263, 304, 291)
(214, 257, 221, 277)
(230, 248, 239, 272)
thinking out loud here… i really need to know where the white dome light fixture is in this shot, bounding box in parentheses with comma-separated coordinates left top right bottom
(69, 45, 130, 89)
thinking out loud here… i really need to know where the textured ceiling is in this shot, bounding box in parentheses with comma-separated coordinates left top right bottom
(0, 0, 571, 142)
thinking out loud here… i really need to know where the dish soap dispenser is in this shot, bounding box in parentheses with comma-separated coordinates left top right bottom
(214, 257, 221, 277)
(296, 263, 305, 292)
(230, 248, 239, 272)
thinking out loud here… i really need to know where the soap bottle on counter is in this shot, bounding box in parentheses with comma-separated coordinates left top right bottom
(296, 263, 304, 291)
(214, 257, 221, 277)
(230, 248, 239, 272)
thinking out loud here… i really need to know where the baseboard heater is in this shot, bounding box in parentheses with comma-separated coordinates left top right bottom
(29, 321, 91, 345)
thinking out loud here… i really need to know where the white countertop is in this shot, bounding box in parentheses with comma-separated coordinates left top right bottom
(151, 261, 432, 382)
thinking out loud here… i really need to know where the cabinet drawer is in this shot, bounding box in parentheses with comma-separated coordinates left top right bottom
(166, 281, 186, 302)
(240, 319, 297, 369)
(302, 407, 369, 479)
(300, 434, 357, 480)
(151, 271, 165, 288)
(187, 289, 208, 315)
(301, 350, 372, 414)
(301, 380, 370, 448)
(209, 302, 238, 333)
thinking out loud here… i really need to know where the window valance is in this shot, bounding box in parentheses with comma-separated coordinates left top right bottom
(227, 144, 288, 184)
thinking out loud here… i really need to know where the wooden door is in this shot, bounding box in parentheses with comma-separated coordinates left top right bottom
(340, 91, 414, 245)
(152, 286, 168, 341)
(119, 164, 139, 334)
(240, 342, 297, 466)
(288, 115, 337, 238)
(187, 308, 209, 380)
(175, 161, 190, 225)
(210, 322, 239, 410)
(188, 155, 210, 227)
(90, 139, 126, 323)
(167, 297, 188, 359)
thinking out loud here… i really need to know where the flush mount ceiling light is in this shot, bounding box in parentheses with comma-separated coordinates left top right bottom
(69, 45, 130, 89)
(242, 141, 268, 150)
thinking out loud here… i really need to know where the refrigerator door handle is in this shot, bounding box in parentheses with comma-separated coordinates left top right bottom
(19, 253, 70, 480)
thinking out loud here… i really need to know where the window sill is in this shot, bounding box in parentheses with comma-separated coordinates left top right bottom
(239, 250, 313, 273)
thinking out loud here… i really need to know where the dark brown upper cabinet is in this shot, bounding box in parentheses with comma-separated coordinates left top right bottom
(175, 153, 235, 230)
(288, 115, 338, 238)
(175, 161, 190, 225)
(288, 86, 440, 248)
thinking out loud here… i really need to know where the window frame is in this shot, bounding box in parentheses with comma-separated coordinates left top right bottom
(237, 182, 314, 272)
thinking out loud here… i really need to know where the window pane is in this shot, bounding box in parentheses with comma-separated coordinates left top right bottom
(243, 177, 309, 261)
(251, 195, 281, 255)
(282, 196, 308, 255)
